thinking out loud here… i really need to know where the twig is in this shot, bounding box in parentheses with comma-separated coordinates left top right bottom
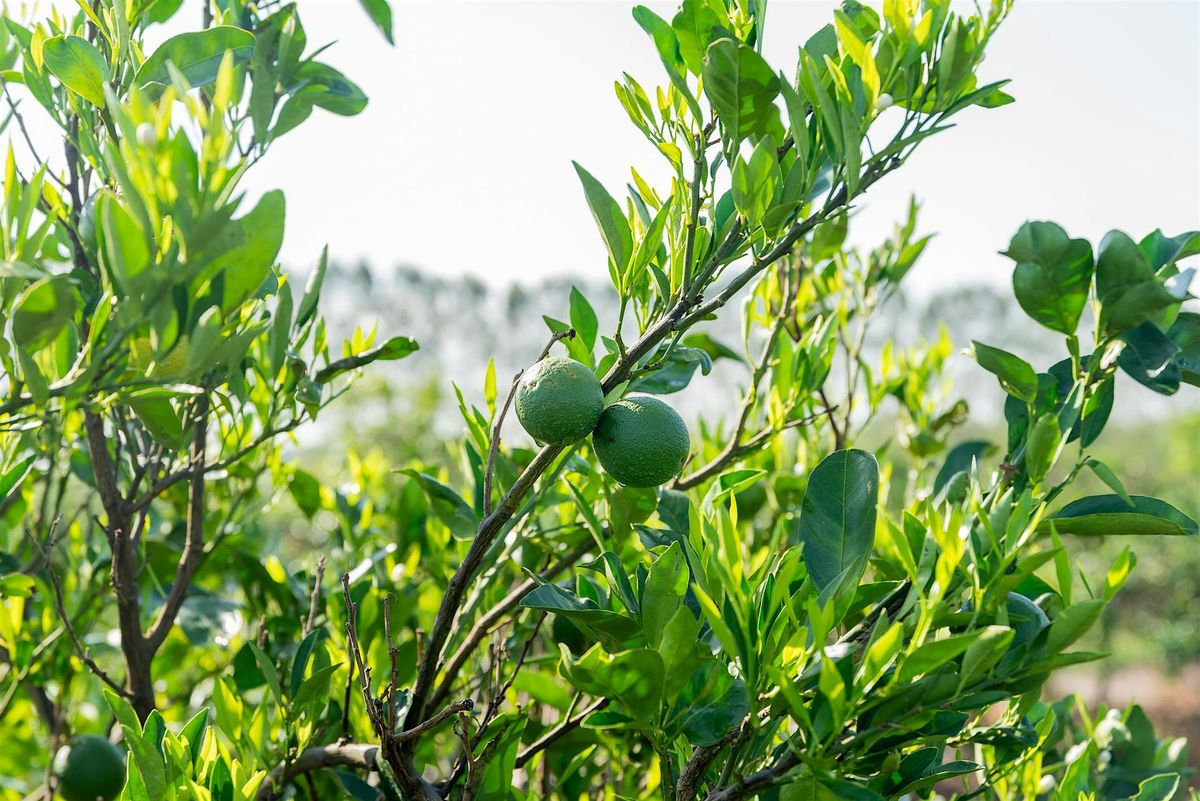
(675, 724, 747, 801)
(703, 752, 801, 801)
(396, 698, 474, 743)
(817, 386, 845, 451)
(28, 527, 130, 698)
(427, 541, 590, 713)
(515, 697, 609, 768)
(255, 743, 379, 801)
(303, 556, 327, 637)
(483, 329, 574, 516)
(145, 398, 209, 652)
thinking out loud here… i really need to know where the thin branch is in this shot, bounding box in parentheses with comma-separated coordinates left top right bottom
(396, 698, 474, 743)
(144, 398, 209, 653)
(29, 529, 130, 698)
(675, 723, 747, 801)
(817, 386, 846, 451)
(703, 752, 801, 801)
(255, 743, 379, 801)
(129, 415, 304, 512)
(427, 541, 590, 713)
(303, 556, 327, 637)
(514, 697, 609, 769)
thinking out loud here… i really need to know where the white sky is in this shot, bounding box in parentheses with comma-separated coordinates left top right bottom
(19, 2, 1200, 293)
(242, 1, 1200, 295)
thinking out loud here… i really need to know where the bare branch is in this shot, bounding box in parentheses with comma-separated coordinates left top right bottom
(515, 697, 609, 769)
(256, 743, 379, 801)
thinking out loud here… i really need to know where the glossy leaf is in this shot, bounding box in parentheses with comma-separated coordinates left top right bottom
(1042, 495, 1198, 537)
(43, 35, 109, 107)
(972, 341, 1037, 403)
(702, 38, 781, 142)
(798, 449, 879, 596)
(135, 26, 255, 95)
(1005, 221, 1093, 335)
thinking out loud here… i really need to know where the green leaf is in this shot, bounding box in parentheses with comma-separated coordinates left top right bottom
(669, 660, 748, 746)
(135, 26, 255, 96)
(641, 542, 687, 649)
(290, 61, 368, 116)
(402, 471, 478, 539)
(1083, 460, 1134, 510)
(731, 136, 781, 227)
(702, 38, 781, 142)
(569, 286, 599, 354)
(629, 346, 712, 394)
(1024, 414, 1062, 483)
(179, 708, 209, 765)
(356, 0, 394, 44)
(191, 190, 285, 310)
(1096, 230, 1179, 335)
(971, 341, 1038, 403)
(43, 35, 109, 107)
(12, 276, 76, 352)
(1042, 599, 1105, 654)
(315, 336, 419, 383)
(1131, 775, 1181, 801)
(1117, 321, 1180, 395)
(1041, 495, 1198, 537)
(1167, 310, 1200, 386)
(573, 162, 633, 273)
(933, 440, 993, 495)
(560, 645, 664, 723)
(672, 0, 725, 74)
(247, 642, 283, 702)
(1005, 221, 1093, 335)
(898, 630, 985, 683)
(521, 584, 640, 652)
(798, 449, 878, 596)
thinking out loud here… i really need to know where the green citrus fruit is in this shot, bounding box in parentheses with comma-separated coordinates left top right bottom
(592, 395, 690, 487)
(514, 356, 604, 446)
(128, 335, 189, 377)
(53, 735, 126, 801)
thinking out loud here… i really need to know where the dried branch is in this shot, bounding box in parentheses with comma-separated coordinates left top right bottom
(303, 556, 327, 637)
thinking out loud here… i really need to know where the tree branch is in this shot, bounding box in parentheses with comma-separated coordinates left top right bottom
(515, 697, 609, 769)
(145, 397, 208, 653)
(256, 743, 379, 801)
(426, 541, 590, 713)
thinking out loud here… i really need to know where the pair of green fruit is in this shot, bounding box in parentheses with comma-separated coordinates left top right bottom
(514, 356, 690, 488)
(53, 735, 126, 801)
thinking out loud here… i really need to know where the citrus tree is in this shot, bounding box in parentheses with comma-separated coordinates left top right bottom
(2, 1, 1199, 800)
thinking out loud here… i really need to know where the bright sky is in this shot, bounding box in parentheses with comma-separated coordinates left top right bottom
(22, 2, 1200, 293)
(242, 0, 1199, 296)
